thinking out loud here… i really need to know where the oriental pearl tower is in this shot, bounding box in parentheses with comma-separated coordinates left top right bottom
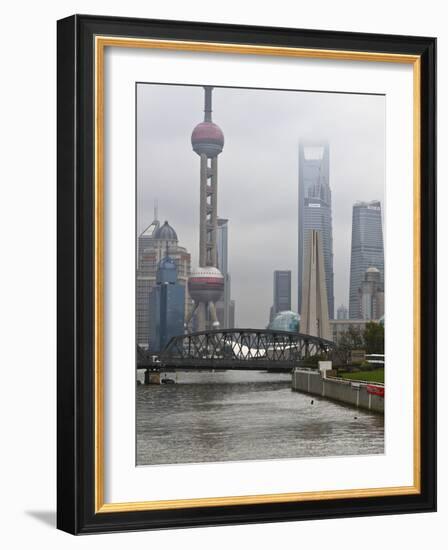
(188, 87, 225, 331)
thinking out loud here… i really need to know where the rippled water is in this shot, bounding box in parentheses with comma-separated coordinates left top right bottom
(136, 371, 384, 466)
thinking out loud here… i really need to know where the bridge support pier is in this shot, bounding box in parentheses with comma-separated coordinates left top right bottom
(144, 370, 161, 385)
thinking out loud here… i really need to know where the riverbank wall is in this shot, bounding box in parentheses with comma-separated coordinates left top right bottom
(292, 369, 384, 414)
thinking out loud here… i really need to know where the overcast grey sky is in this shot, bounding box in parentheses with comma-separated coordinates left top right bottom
(137, 83, 385, 328)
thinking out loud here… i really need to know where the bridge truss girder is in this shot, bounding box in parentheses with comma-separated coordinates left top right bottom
(138, 329, 336, 370)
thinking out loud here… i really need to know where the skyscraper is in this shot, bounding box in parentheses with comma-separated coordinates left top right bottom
(298, 143, 334, 319)
(215, 218, 235, 328)
(137, 202, 159, 267)
(349, 201, 384, 319)
(136, 217, 191, 347)
(269, 270, 292, 323)
(336, 304, 349, 320)
(300, 230, 331, 340)
(148, 254, 185, 352)
(216, 218, 229, 275)
(359, 267, 384, 321)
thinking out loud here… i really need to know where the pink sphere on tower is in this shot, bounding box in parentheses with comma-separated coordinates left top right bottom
(191, 121, 224, 157)
(188, 266, 224, 305)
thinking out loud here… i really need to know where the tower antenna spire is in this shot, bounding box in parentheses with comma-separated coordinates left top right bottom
(204, 86, 213, 122)
(154, 198, 158, 221)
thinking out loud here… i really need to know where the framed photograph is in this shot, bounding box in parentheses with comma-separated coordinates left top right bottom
(57, 14, 436, 534)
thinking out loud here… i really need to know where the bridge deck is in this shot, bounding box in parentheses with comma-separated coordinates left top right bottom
(137, 360, 299, 371)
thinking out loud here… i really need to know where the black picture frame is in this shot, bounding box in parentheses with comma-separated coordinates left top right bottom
(57, 14, 436, 535)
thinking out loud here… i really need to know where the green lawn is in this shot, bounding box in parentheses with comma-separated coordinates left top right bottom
(338, 368, 384, 384)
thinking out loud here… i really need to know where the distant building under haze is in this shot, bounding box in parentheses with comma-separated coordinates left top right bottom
(136, 217, 191, 347)
(329, 319, 369, 345)
(269, 270, 292, 324)
(337, 304, 349, 320)
(359, 267, 384, 321)
(349, 201, 384, 319)
(215, 218, 235, 328)
(298, 143, 334, 319)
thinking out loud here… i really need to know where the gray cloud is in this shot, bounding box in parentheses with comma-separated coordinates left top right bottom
(137, 84, 385, 327)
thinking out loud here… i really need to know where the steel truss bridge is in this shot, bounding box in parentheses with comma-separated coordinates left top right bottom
(137, 329, 336, 371)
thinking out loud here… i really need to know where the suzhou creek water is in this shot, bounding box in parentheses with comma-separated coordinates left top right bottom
(136, 371, 384, 466)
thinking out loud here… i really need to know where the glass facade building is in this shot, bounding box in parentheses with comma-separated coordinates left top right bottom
(337, 304, 349, 320)
(359, 267, 384, 321)
(298, 143, 334, 319)
(216, 218, 229, 276)
(148, 255, 185, 352)
(269, 311, 300, 332)
(348, 201, 384, 319)
(270, 270, 292, 323)
(136, 217, 191, 347)
(215, 217, 235, 328)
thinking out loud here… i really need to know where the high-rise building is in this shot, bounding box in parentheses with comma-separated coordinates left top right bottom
(216, 218, 229, 275)
(229, 300, 236, 328)
(359, 267, 384, 321)
(336, 304, 349, 320)
(148, 254, 186, 352)
(137, 202, 159, 268)
(329, 319, 369, 345)
(216, 218, 235, 328)
(269, 270, 292, 323)
(349, 201, 384, 319)
(216, 299, 236, 329)
(136, 217, 191, 347)
(300, 230, 331, 340)
(298, 143, 334, 318)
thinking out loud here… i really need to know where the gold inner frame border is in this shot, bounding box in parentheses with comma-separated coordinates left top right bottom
(94, 35, 421, 513)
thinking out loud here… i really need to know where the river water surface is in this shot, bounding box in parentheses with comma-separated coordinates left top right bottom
(136, 371, 384, 466)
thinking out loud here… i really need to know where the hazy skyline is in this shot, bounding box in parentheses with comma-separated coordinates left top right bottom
(137, 83, 385, 328)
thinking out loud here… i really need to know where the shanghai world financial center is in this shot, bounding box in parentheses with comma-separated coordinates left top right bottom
(298, 143, 334, 319)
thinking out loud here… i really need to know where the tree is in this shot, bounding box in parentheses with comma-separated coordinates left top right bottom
(302, 353, 328, 368)
(337, 326, 365, 364)
(363, 322, 384, 354)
